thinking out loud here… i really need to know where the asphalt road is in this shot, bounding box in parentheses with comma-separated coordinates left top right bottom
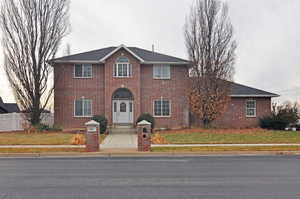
(0, 155, 300, 199)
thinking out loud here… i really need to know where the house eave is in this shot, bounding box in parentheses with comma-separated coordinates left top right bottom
(142, 61, 190, 65)
(230, 94, 280, 98)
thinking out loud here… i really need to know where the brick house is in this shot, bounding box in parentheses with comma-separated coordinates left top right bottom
(49, 44, 278, 130)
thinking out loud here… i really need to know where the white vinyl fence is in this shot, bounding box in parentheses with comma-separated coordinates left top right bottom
(0, 113, 54, 132)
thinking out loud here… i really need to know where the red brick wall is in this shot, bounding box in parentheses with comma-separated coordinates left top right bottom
(190, 97, 272, 128)
(140, 64, 190, 129)
(54, 63, 105, 129)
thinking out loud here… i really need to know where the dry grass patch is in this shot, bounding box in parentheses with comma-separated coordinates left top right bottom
(0, 131, 107, 145)
(154, 128, 300, 144)
(0, 148, 85, 153)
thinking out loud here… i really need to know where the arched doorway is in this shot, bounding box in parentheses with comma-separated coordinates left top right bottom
(112, 88, 134, 124)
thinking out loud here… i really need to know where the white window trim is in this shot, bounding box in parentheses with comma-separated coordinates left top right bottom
(153, 97, 171, 118)
(245, 99, 256, 118)
(113, 57, 132, 78)
(153, 64, 171, 80)
(73, 64, 93, 78)
(73, 98, 93, 117)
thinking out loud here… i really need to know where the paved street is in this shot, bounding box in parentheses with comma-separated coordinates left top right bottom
(0, 155, 300, 199)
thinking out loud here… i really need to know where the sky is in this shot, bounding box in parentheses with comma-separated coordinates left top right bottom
(0, 0, 300, 103)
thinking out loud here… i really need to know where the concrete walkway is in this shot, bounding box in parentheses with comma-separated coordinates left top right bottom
(101, 132, 137, 149)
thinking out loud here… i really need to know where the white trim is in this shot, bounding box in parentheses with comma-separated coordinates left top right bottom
(52, 60, 100, 64)
(73, 64, 93, 78)
(144, 61, 190, 65)
(73, 98, 93, 117)
(230, 95, 279, 97)
(153, 98, 171, 117)
(100, 44, 144, 63)
(245, 99, 256, 118)
(113, 58, 132, 78)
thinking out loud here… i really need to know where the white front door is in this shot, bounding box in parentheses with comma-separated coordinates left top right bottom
(112, 100, 133, 124)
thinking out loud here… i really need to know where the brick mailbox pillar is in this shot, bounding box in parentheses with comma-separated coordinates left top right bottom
(85, 120, 100, 152)
(137, 120, 151, 152)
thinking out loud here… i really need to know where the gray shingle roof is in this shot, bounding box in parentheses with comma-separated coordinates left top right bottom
(230, 82, 279, 97)
(0, 97, 20, 113)
(50, 45, 189, 64)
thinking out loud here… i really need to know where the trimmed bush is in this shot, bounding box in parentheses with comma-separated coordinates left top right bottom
(259, 116, 288, 130)
(259, 102, 299, 130)
(91, 115, 108, 134)
(136, 113, 155, 130)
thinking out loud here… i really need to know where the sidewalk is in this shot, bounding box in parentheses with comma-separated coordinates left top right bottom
(1, 143, 300, 148)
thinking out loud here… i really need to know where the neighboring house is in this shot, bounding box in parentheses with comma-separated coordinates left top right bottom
(49, 44, 278, 129)
(0, 97, 20, 114)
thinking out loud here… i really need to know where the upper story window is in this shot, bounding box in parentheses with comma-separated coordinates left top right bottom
(74, 64, 92, 78)
(246, 100, 256, 117)
(74, 98, 92, 117)
(113, 56, 132, 77)
(154, 98, 171, 117)
(153, 65, 171, 79)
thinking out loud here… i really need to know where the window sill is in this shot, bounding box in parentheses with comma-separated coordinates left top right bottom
(73, 76, 93, 79)
(113, 76, 133, 78)
(73, 116, 93, 118)
(154, 115, 171, 118)
(246, 115, 256, 118)
(153, 78, 171, 80)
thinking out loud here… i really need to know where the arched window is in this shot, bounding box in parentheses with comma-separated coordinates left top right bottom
(112, 88, 134, 100)
(113, 56, 132, 77)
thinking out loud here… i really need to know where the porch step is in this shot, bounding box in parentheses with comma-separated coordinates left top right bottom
(109, 127, 136, 134)
(113, 124, 134, 129)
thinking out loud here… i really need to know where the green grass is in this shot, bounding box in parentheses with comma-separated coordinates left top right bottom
(152, 146, 300, 152)
(156, 129, 300, 144)
(0, 132, 106, 145)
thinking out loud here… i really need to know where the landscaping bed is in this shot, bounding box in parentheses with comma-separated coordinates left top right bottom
(0, 131, 106, 145)
(152, 128, 300, 144)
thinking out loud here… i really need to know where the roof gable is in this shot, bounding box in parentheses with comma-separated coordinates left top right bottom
(49, 44, 189, 64)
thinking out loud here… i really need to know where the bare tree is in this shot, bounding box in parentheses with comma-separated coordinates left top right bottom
(185, 0, 237, 127)
(0, 0, 70, 125)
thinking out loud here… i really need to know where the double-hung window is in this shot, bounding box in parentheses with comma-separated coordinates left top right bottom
(74, 98, 92, 117)
(113, 56, 132, 77)
(153, 65, 171, 79)
(154, 98, 171, 117)
(74, 64, 92, 78)
(246, 100, 256, 117)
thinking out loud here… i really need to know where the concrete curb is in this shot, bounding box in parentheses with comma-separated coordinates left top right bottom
(1, 151, 300, 158)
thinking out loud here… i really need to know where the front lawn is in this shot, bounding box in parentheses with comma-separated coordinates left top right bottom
(152, 146, 300, 152)
(0, 132, 106, 145)
(152, 128, 300, 144)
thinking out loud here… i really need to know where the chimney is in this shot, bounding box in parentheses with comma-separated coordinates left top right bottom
(152, 44, 154, 53)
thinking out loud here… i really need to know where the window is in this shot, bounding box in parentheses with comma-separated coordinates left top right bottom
(154, 98, 170, 117)
(113, 56, 132, 77)
(153, 65, 170, 79)
(74, 98, 92, 117)
(246, 100, 256, 117)
(120, 102, 126, 112)
(74, 64, 92, 78)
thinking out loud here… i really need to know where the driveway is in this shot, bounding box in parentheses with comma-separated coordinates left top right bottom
(0, 156, 300, 199)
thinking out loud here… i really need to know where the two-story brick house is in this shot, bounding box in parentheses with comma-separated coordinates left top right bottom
(50, 44, 278, 130)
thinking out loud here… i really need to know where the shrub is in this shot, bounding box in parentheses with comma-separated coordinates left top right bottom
(136, 113, 155, 130)
(259, 102, 299, 130)
(34, 123, 50, 131)
(91, 115, 108, 134)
